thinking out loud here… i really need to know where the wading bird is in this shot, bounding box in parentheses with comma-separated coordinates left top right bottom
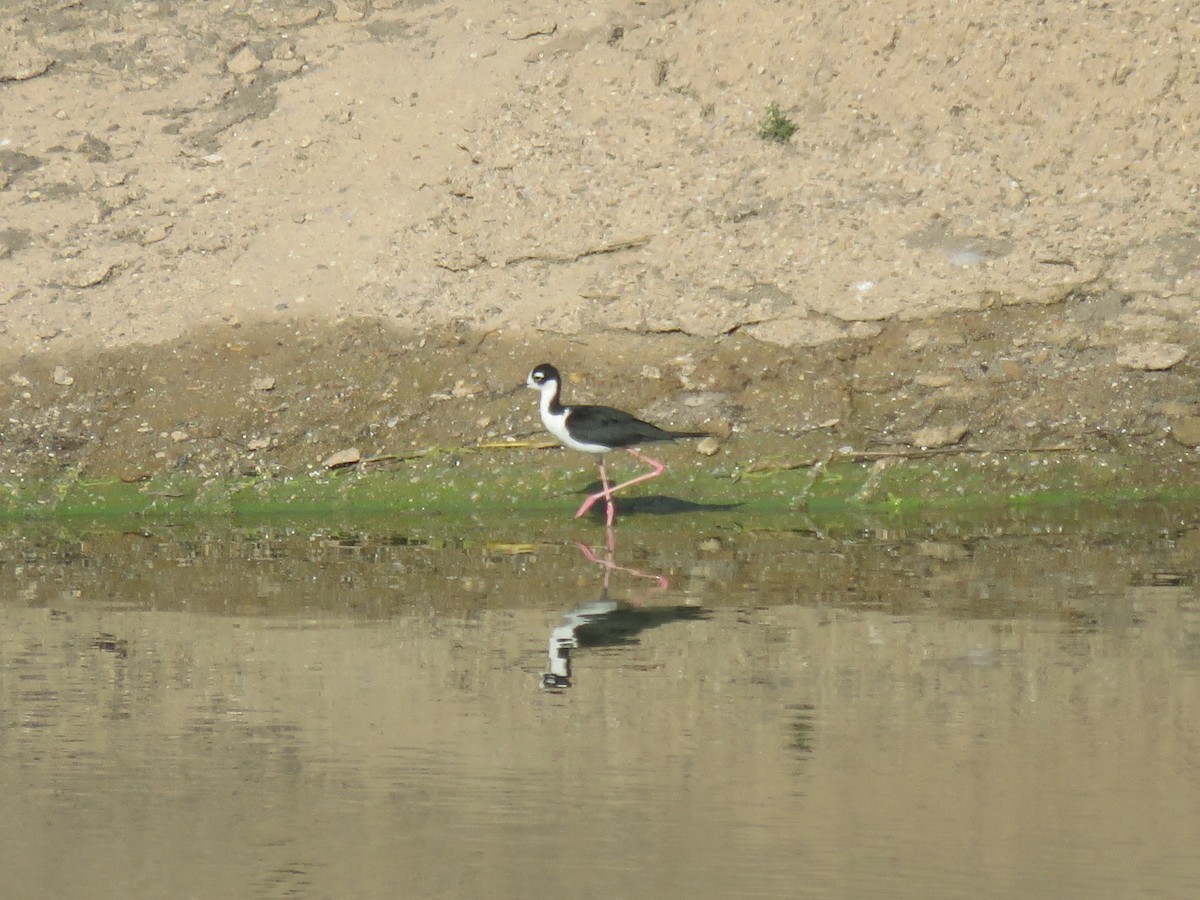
(526, 363, 708, 525)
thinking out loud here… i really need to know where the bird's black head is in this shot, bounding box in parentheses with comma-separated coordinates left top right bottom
(527, 363, 561, 390)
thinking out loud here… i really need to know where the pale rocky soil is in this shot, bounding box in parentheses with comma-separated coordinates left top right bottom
(1, 0, 1199, 485)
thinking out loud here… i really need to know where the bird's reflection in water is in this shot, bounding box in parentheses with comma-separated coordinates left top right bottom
(542, 525, 711, 690)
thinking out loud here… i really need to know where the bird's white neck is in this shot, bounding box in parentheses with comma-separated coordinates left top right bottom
(536, 380, 579, 449)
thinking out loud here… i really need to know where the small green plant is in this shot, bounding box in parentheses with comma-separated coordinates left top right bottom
(758, 102, 797, 143)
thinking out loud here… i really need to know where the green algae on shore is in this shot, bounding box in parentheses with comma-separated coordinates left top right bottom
(0, 445, 1195, 523)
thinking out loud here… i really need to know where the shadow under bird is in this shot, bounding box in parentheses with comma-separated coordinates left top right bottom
(525, 362, 709, 525)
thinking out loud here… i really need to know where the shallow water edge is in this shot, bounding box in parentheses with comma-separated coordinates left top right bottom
(2, 502, 1199, 900)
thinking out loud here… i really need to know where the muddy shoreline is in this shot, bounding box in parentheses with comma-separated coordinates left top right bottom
(2, 305, 1197, 507)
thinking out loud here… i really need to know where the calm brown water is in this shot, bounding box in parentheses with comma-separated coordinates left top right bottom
(2, 507, 1199, 899)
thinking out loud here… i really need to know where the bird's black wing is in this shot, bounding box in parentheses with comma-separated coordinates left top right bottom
(569, 404, 704, 448)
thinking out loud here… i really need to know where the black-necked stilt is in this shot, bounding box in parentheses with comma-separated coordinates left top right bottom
(526, 363, 709, 525)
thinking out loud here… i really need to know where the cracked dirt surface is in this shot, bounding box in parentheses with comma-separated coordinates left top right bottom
(1, 0, 1198, 486)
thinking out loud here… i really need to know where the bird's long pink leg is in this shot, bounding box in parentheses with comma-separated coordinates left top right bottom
(604, 448, 666, 497)
(574, 456, 616, 523)
(574, 449, 666, 523)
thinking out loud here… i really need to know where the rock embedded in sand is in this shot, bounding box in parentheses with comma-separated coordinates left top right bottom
(1116, 341, 1187, 371)
(1169, 417, 1200, 448)
(0, 42, 54, 82)
(334, 3, 364, 23)
(251, 5, 322, 28)
(141, 225, 170, 245)
(914, 373, 956, 389)
(227, 47, 262, 75)
(264, 58, 305, 76)
(63, 261, 120, 289)
(322, 448, 361, 469)
(909, 424, 969, 449)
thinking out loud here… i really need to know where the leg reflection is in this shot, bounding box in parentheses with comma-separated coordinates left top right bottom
(576, 524, 670, 594)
